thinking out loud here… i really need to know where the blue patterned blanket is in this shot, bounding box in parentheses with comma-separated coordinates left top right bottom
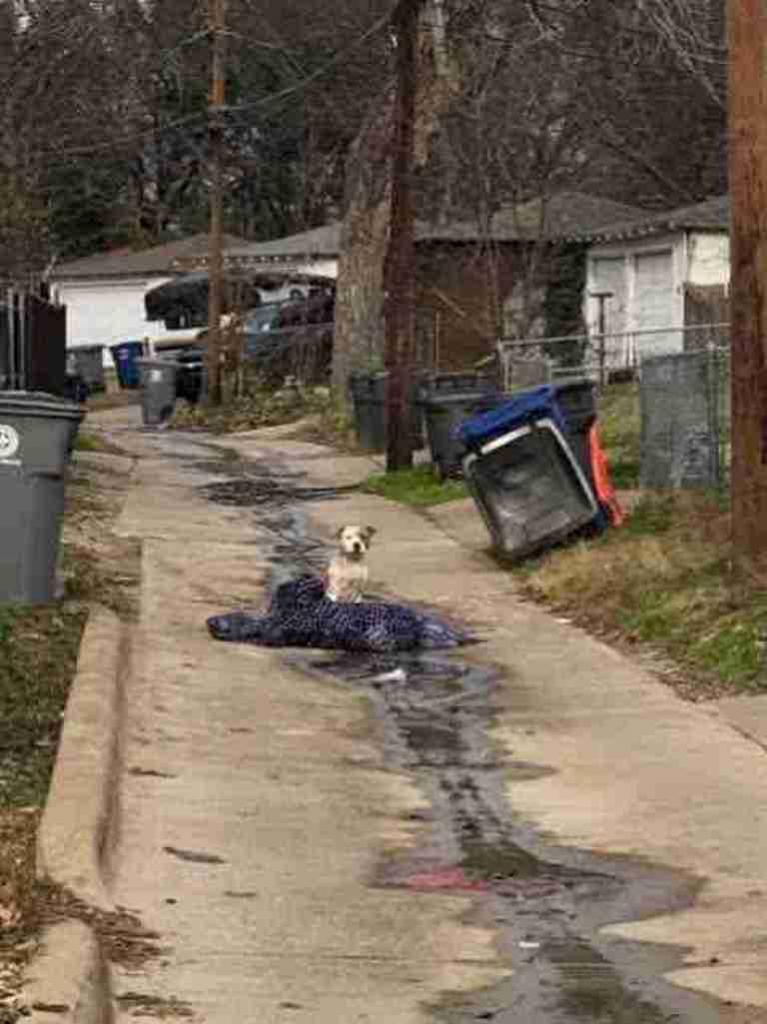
(207, 575, 473, 652)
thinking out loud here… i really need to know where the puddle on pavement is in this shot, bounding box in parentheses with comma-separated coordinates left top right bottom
(183, 440, 765, 1024)
(188, 446, 345, 584)
(298, 650, 758, 1024)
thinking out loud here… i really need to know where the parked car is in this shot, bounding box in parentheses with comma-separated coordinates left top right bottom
(176, 301, 290, 404)
(242, 301, 289, 336)
(176, 292, 335, 403)
(242, 292, 334, 383)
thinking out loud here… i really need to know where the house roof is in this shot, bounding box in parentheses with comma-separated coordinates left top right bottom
(417, 193, 647, 243)
(52, 232, 249, 280)
(580, 195, 729, 244)
(220, 223, 342, 262)
(188, 192, 649, 270)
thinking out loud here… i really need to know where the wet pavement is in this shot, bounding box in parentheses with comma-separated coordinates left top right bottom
(91, 409, 767, 1023)
(184, 437, 767, 1024)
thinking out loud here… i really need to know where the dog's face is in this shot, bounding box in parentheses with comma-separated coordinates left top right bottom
(336, 525, 376, 560)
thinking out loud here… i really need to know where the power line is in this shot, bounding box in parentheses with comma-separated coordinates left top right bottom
(45, 3, 396, 160)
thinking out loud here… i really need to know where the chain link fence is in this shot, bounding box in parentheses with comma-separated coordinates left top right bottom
(497, 323, 731, 490)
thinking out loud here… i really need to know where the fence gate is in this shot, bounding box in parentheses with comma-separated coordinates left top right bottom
(0, 288, 66, 395)
(640, 348, 730, 490)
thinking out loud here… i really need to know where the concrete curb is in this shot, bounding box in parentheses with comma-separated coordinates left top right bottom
(37, 605, 125, 911)
(27, 606, 126, 1023)
(26, 920, 113, 1024)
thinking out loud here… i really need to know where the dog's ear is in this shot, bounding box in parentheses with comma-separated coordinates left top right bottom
(363, 526, 377, 543)
(335, 526, 345, 539)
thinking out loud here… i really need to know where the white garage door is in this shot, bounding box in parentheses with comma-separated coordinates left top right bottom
(591, 256, 628, 367)
(635, 250, 678, 357)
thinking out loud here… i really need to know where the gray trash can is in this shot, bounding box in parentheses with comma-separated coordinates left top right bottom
(137, 358, 179, 427)
(0, 392, 85, 605)
(68, 344, 106, 392)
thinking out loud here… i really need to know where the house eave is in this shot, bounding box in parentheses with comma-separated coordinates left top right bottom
(51, 269, 181, 284)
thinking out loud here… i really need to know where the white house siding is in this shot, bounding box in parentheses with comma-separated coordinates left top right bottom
(53, 276, 199, 366)
(53, 255, 339, 369)
(585, 233, 685, 366)
(634, 250, 677, 357)
(588, 253, 631, 367)
(687, 232, 730, 288)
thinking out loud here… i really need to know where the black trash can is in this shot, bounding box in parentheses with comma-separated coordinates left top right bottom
(110, 340, 146, 390)
(137, 358, 179, 427)
(552, 379, 597, 490)
(175, 348, 205, 405)
(68, 345, 106, 393)
(418, 373, 501, 480)
(349, 372, 423, 453)
(0, 392, 85, 604)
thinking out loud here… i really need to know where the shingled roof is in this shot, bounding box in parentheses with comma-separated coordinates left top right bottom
(220, 223, 342, 262)
(418, 192, 647, 243)
(579, 195, 729, 244)
(203, 192, 649, 269)
(52, 232, 248, 280)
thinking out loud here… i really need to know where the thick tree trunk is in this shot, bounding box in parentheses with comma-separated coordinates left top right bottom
(331, 0, 458, 409)
(330, 93, 395, 403)
(728, 0, 767, 560)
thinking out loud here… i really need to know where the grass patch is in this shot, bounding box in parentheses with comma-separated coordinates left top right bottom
(73, 430, 129, 457)
(363, 465, 468, 507)
(170, 385, 331, 435)
(0, 446, 136, 976)
(85, 388, 140, 412)
(517, 490, 767, 697)
(0, 605, 87, 808)
(598, 381, 640, 489)
(0, 601, 88, 959)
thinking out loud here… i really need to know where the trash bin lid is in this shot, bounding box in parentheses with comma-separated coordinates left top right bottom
(420, 389, 495, 408)
(136, 358, 181, 369)
(457, 384, 568, 450)
(0, 391, 85, 419)
(111, 341, 145, 353)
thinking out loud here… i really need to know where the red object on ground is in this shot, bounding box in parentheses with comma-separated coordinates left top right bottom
(403, 867, 490, 892)
(589, 423, 625, 527)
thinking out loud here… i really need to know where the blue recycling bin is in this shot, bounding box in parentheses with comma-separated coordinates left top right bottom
(109, 340, 146, 390)
(458, 384, 602, 560)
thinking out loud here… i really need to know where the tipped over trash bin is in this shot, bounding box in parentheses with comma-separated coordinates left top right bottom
(137, 358, 179, 428)
(0, 392, 85, 604)
(458, 385, 602, 560)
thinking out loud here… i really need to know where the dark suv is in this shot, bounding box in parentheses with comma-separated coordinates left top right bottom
(242, 292, 334, 371)
(174, 291, 334, 403)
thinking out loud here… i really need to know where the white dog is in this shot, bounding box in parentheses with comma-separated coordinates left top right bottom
(325, 525, 376, 602)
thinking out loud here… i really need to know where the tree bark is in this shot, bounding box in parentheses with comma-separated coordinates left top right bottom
(728, 0, 767, 560)
(384, 0, 419, 471)
(331, 0, 458, 409)
(330, 91, 395, 403)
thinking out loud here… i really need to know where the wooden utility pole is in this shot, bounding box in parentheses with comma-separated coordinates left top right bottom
(206, 0, 227, 407)
(383, 0, 420, 472)
(728, 0, 767, 559)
